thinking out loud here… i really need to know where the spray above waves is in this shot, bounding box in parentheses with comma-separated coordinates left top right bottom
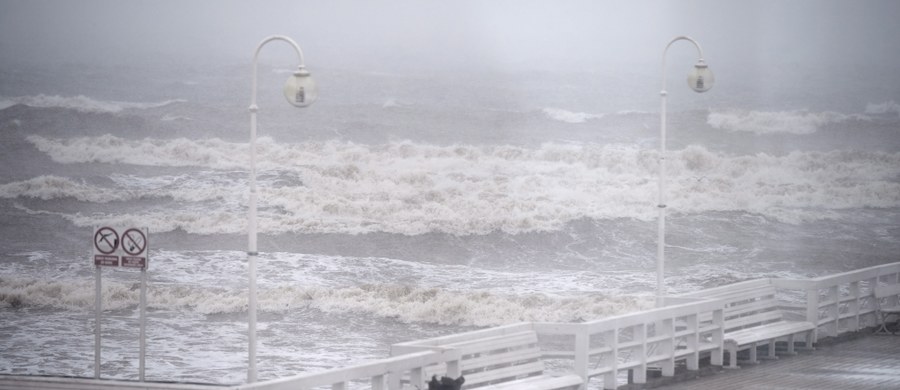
(865, 100, 900, 117)
(27, 135, 243, 167)
(0, 94, 185, 114)
(707, 108, 869, 135)
(15, 136, 900, 234)
(542, 107, 604, 123)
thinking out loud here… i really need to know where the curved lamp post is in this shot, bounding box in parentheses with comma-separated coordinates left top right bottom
(656, 36, 713, 306)
(247, 35, 317, 382)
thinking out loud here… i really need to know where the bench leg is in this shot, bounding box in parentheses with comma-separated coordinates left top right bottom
(766, 339, 778, 360)
(604, 372, 617, 389)
(687, 350, 699, 371)
(803, 330, 815, 351)
(711, 346, 723, 367)
(662, 358, 675, 377)
(875, 312, 898, 335)
(633, 364, 646, 384)
(785, 334, 798, 356)
(760, 339, 778, 360)
(725, 343, 739, 369)
(748, 342, 758, 364)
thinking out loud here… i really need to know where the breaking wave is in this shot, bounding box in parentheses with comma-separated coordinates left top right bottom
(0, 94, 184, 114)
(15, 136, 900, 234)
(707, 108, 868, 134)
(542, 107, 604, 123)
(28, 135, 244, 167)
(0, 276, 650, 326)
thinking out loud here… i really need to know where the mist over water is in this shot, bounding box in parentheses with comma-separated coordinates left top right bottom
(1, 0, 900, 385)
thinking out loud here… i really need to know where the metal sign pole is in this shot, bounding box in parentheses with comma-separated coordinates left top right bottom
(94, 264, 101, 379)
(93, 226, 149, 381)
(139, 266, 146, 381)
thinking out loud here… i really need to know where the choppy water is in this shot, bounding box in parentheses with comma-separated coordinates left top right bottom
(1, 60, 899, 384)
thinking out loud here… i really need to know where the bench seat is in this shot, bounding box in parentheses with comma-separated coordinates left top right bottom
(725, 320, 816, 347)
(392, 326, 585, 390)
(724, 320, 816, 368)
(707, 284, 816, 368)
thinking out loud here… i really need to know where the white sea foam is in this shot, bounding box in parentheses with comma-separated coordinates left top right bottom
(301, 284, 652, 326)
(0, 174, 237, 205)
(0, 175, 130, 202)
(865, 100, 900, 117)
(0, 94, 184, 113)
(28, 135, 246, 167)
(0, 276, 650, 326)
(542, 107, 604, 123)
(707, 109, 868, 134)
(161, 114, 192, 121)
(18, 136, 900, 234)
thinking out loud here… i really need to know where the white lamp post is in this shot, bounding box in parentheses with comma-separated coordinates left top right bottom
(656, 36, 714, 306)
(247, 35, 317, 383)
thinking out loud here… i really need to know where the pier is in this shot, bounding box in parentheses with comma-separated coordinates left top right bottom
(641, 332, 900, 389)
(2, 262, 900, 390)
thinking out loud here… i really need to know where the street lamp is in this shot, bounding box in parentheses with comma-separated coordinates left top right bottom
(656, 36, 713, 306)
(247, 35, 317, 383)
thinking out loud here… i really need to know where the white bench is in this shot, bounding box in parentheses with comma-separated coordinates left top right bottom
(392, 326, 583, 389)
(874, 283, 900, 335)
(712, 284, 816, 368)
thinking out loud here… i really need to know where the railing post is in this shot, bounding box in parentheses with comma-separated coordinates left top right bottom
(408, 367, 424, 390)
(711, 308, 724, 366)
(686, 313, 699, 370)
(372, 374, 385, 390)
(602, 329, 617, 389)
(827, 286, 839, 337)
(634, 323, 647, 383)
(849, 281, 860, 331)
(574, 329, 589, 389)
(661, 318, 675, 377)
(387, 369, 401, 390)
(446, 358, 460, 378)
(806, 288, 820, 343)
(866, 276, 878, 328)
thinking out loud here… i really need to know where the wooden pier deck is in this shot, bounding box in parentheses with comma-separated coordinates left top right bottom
(636, 333, 900, 390)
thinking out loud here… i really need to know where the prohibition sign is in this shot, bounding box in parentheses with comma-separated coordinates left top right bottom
(94, 227, 119, 255)
(122, 228, 147, 256)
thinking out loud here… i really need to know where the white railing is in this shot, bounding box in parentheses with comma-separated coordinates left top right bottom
(532, 298, 723, 389)
(771, 262, 900, 342)
(5, 262, 899, 390)
(236, 349, 461, 390)
(390, 298, 724, 390)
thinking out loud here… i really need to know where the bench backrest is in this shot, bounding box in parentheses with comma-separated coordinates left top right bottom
(875, 283, 900, 299)
(444, 330, 545, 388)
(412, 330, 544, 389)
(713, 285, 783, 333)
(874, 283, 900, 310)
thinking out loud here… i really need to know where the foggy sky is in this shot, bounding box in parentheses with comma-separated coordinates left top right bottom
(1, 0, 899, 73)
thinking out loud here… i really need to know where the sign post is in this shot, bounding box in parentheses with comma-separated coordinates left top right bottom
(92, 226, 149, 381)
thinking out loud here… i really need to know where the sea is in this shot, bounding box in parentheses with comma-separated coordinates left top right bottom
(1, 57, 899, 385)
